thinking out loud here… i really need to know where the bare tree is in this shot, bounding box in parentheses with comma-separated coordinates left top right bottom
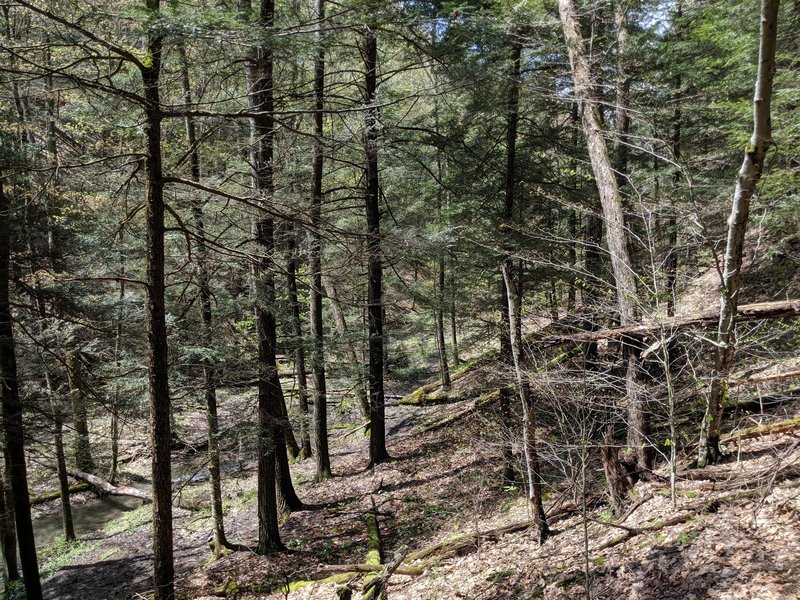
(697, 0, 780, 467)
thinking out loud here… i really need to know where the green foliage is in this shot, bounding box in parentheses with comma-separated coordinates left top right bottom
(39, 537, 98, 580)
(102, 506, 151, 536)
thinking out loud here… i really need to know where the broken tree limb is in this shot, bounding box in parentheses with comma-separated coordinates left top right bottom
(67, 470, 151, 503)
(362, 544, 410, 600)
(543, 299, 800, 345)
(593, 501, 718, 552)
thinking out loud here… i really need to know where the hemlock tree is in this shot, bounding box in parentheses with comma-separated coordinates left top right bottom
(310, 0, 332, 480)
(363, 16, 390, 468)
(139, 0, 175, 595)
(1, 173, 43, 600)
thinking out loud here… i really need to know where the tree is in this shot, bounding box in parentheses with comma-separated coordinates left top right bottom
(501, 262, 549, 544)
(558, 0, 651, 475)
(1, 173, 42, 600)
(697, 0, 780, 467)
(241, 0, 286, 553)
(175, 29, 230, 555)
(310, 0, 332, 480)
(364, 18, 390, 468)
(139, 0, 175, 595)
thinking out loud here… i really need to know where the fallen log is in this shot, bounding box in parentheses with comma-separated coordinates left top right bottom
(67, 470, 151, 503)
(734, 370, 800, 385)
(30, 483, 90, 506)
(721, 416, 800, 443)
(544, 299, 800, 345)
(592, 500, 718, 552)
(317, 563, 424, 577)
(407, 519, 534, 563)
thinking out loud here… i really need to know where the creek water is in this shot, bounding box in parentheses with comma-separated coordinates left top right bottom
(31, 494, 144, 551)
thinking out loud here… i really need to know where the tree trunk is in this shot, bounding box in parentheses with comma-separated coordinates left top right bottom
(322, 274, 370, 420)
(53, 410, 75, 540)
(176, 36, 230, 555)
(498, 38, 523, 485)
(309, 0, 332, 480)
(242, 0, 286, 552)
(0, 454, 19, 585)
(65, 351, 95, 473)
(501, 264, 549, 544)
(430, 35, 451, 391)
(140, 0, 174, 594)
(110, 274, 124, 485)
(697, 0, 779, 468)
(0, 173, 42, 600)
(559, 0, 650, 472)
(449, 256, 460, 369)
(286, 226, 312, 460)
(364, 24, 389, 468)
(435, 256, 451, 390)
(665, 1, 682, 318)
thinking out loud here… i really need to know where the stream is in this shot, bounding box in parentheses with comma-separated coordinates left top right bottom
(31, 494, 144, 551)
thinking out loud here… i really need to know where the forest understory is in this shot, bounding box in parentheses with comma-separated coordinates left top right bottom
(26, 299, 800, 600)
(4, 0, 800, 598)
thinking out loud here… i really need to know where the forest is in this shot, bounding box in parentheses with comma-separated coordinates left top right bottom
(1, 0, 799, 598)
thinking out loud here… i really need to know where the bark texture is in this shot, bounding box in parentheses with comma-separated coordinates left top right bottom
(141, 1, 175, 592)
(1, 174, 42, 599)
(559, 0, 650, 472)
(697, 0, 780, 468)
(364, 24, 389, 467)
(501, 263, 549, 544)
(310, 0, 331, 479)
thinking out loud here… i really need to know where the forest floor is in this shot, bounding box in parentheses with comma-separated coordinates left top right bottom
(31, 356, 800, 600)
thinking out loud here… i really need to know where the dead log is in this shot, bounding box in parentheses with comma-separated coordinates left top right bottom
(30, 483, 90, 506)
(362, 545, 410, 600)
(317, 563, 423, 577)
(544, 299, 800, 345)
(67, 470, 151, 503)
(721, 416, 800, 443)
(734, 370, 800, 385)
(593, 500, 719, 552)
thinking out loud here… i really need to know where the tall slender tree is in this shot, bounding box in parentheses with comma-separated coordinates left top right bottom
(0, 175, 42, 600)
(241, 0, 286, 552)
(310, 0, 331, 480)
(559, 0, 650, 474)
(364, 19, 389, 467)
(697, 0, 780, 467)
(140, 0, 174, 595)
(176, 32, 230, 555)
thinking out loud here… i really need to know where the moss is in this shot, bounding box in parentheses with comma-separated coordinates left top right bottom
(103, 505, 151, 535)
(284, 572, 358, 592)
(30, 483, 90, 505)
(364, 512, 382, 566)
(475, 389, 500, 405)
(213, 580, 271, 597)
(399, 387, 428, 405)
(722, 415, 800, 442)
